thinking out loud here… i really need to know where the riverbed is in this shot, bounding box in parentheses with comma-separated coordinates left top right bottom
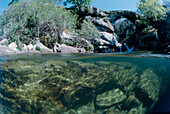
(0, 52, 170, 113)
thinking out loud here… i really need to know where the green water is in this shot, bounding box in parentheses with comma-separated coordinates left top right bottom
(0, 53, 170, 114)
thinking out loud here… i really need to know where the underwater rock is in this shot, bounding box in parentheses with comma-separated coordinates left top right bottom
(122, 92, 141, 110)
(1, 60, 161, 113)
(134, 69, 161, 109)
(95, 88, 126, 109)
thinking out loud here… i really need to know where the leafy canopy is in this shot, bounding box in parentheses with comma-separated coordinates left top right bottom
(137, 0, 166, 21)
(63, 0, 93, 8)
(1, 0, 99, 48)
(163, 0, 170, 7)
(1, 0, 77, 45)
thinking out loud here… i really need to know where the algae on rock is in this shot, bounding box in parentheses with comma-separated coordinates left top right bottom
(1, 60, 161, 114)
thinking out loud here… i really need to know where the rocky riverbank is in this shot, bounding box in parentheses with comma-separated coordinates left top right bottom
(0, 5, 169, 55)
(0, 39, 89, 56)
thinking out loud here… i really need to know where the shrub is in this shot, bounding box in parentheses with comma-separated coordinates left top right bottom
(0, 0, 77, 47)
(74, 20, 100, 48)
(17, 46, 22, 51)
(1, 41, 9, 46)
(77, 20, 100, 41)
(35, 46, 41, 51)
(0, 0, 101, 49)
(137, 0, 166, 22)
(85, 46, 93, 51)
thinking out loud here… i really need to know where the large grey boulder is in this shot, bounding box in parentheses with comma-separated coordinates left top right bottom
(27, 44, 35, 50)
(0, 45, 22, 56)
(95, 32, 121, 47)
(35, 43, 53, 53)
(95, 88, 126, 109)
(100, 32, 121, 47)
(8, 42, 18, 51)
(91, 17, 114, 33)
(0, 39, 8, 45)
(27, 43, 53, 53)
(85, 6, 108, 17)
(93, 32, 122, 53)
(54, 44, 79, 53)
(138, 27, 159, 50)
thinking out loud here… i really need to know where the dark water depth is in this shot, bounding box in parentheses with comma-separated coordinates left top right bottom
(0, 53, 170, 114)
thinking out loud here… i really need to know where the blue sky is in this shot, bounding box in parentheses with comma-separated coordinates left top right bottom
(0, 0, 164, 14)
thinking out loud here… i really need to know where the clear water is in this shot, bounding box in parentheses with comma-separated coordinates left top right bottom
(0, 52, 170, 113)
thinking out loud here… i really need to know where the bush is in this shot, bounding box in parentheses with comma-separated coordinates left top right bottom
(74, 20, 100, 48)
(137, 0, 166, 22)
(0, 0, 77, 47)
(85, 46, 93, 51)
(17, 46, 22, 51)
(35, 46, 41, 51)
(77, 20, 100, 41)
(0, 0, 101, 49)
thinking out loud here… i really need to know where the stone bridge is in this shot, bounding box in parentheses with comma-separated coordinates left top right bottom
(81, 6, 142, 52)
(83, 6, 141, 33)
(106, 10, 141, 23)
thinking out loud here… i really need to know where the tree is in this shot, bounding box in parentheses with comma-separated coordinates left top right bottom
(8, 0, 63, 6)
(1, 0, 77, 46)
(63, 0, 93, 11)
(8, 0, 18, 6)
(137, 0, 166, 21)
(163, 0, 170, 7)
(37, 0, 63, 4)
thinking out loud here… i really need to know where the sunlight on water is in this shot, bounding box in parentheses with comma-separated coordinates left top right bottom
(0, 53, 170, 113)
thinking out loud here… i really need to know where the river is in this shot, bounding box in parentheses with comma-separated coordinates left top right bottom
(0, 52, 169, 113)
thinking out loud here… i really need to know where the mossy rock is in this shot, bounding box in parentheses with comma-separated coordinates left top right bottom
(1, 60, 161, 113)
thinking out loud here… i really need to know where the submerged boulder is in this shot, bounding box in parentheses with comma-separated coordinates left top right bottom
(95, 88, 126, 109)
(1, 60, 161, 114)
(134, 69, 161, 109)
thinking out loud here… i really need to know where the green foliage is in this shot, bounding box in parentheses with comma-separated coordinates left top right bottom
(163, 0, 170, 7)
(137, 0, 167, 21)
(0, 41, 9, 46)
(0, 0, 77, 46)
(85, 46, 93, 51)
(63, 39, 75, 46)
(77, 20, 99, 41)
(1, 0, 101, 49)
(63, 0, 93, 9)
(35, 46, 41, 51)
(39, 0, 63, 4)
(17, 46, 22, 51)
